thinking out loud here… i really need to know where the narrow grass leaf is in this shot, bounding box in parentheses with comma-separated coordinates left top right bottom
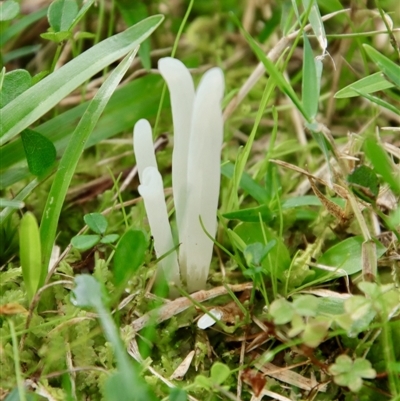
(302, 34, 320, 119)
(0, 69, 31, 107)
(363, 44, 400, 87)
(357, 89, 400, 116)
(1, 74, 164, 189)
(113, 229, 147, 287)
(47, 0, 78, 32)
(40, 49, 138, 274)
(364, 138, 400, 195)
(302, 0, 327, 53)
(0, 0, 19, 21)
(335, 72, 394, 98)
(221, 162, 269, 205)
(231, 13, 310, 122)
(21, 129, 56, 177)
(223, 204, 273, 223)
(19, 212, 44, 302)
(0, 15, 164, 146)
(84, 213, 108, 234)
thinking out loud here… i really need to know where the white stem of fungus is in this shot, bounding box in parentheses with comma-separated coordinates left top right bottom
(138, 167, 181, 289)
(183, 67, 224, 292)
(158, 58, 195, 264)
(133, 119, 158, 182)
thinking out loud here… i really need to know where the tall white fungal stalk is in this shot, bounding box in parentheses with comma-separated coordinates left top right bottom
(133, 57, 224, 294)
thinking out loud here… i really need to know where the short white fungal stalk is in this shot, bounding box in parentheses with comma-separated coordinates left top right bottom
(133, 57, 224, 294)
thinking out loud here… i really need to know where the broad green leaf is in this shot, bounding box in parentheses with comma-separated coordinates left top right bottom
(269, 298, 294, 324)
(363, 44, 400, 87)
(364, 138, 400, 195)
(223, 204, 273, 223)
(0, 69, 31, 108)
(302, 34, 320, 120)
(84, 213, 108, 234)
(347, 165, 379, 203)
(21, 129, 56, 177)
(210, 362, 230, 385)
(40, 49, 139, 273)
(0, 14, 164, 146)
(114, 229, 147, 287)
(19, 212, 44, 302)
(317, 236, 386, 277)
(71, 234, 100, 251)
(48, 0, 78, 32)
(0, 0, 19, 21)
(335, 72, 394, 98)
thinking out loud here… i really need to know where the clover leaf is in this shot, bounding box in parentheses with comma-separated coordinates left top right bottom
(329, 355, 376, 392)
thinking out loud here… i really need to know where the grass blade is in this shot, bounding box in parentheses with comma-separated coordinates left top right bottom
(363, 44, 400, 87)
(40, 49, 138, 276)
(0, 15, 163, 146)
(335, 72, 394, 98)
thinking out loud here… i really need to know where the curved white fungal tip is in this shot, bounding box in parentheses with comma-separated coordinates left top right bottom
(138, 167, 180, 289)
(197, 308, 223, 330)
(133, 119, 157, 183)
(158, 58, 195, 245)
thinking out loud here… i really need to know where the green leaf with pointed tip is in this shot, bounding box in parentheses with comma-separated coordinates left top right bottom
(335, 72, 394, 98)
(363, 44, 400, 87)
(48, 0, 78, 32)
(21, 129, 56, 177)
(84, 213, 108, 234)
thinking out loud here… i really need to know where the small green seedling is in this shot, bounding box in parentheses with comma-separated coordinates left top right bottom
(194, 362, 231, 392)
(329, 354, 376, 392)
(19, 212, 47, 302)
(71, 213, 119, 251)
